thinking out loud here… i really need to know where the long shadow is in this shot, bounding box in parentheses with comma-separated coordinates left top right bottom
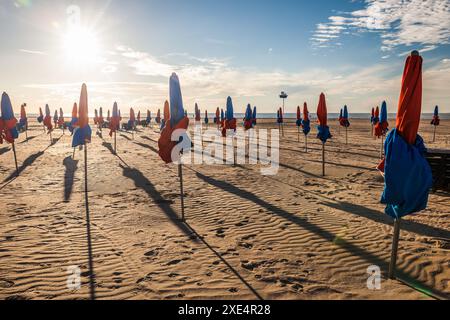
(101, 142, 131, 168)
(132, 141, 159, 154)
(84, 155, 96, 300)
(141, 136, 158, 143)
(321, 200, 450, 240)
(184, 222, 263, 300)
(2, 151, 44, 183)
(193, 169, 448, 299)
(280, 145, 380, 160)
(120, 134, 133, 141)
(120, 164, 197, 240)
(63, 156, 79, 202)
(18, 135, 39, 144)
(0, 147, 10, 155)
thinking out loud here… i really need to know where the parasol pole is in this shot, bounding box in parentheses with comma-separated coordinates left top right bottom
(178, 163, 185, 222)
(12, 142, 19, 176)
(388, 219, 401, 279)
(114, 131, 117, 155)
(432, 125, 436, 143)
(345, 127, 348, 145)
(49, 130, 53, 144)
(298, 127, 300, 142)
(380, 135, 384, 159)
(305, 134, 308, 153)
(322, 142, 325, 176)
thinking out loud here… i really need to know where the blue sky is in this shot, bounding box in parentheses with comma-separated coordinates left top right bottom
(0, 0, 449, 114)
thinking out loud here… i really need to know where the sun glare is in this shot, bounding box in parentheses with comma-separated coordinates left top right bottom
(63, 27, 100, 65)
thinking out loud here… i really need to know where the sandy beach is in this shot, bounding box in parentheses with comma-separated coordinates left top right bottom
(0, 118, 448, 300)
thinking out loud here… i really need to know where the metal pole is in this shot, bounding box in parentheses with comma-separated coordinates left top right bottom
(389, 219, 401, 280)
(322, 142, 325, 176)
(178, 164, 185, 222)
(346, 127, 348, 145)
(305, 135, 308, 153)
(114, 131, 117, 155)
(380, 136, 384, 159)
(12, 142, 19, 176)
(433, 126, 436, 143)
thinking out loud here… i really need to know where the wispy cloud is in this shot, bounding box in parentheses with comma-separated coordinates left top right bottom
(311, 0, 450, 53)
(19, 49, 47, 56)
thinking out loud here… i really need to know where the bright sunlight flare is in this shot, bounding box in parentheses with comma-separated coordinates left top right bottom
(62, 26, 100, 65)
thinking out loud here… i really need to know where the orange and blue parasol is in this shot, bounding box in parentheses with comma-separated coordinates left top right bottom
(339, 105, 350, 128)
(222, 97, 237, 137)
(69, 103, 78, 134)
(296, 106, 302, 127)
(0, 92, 19, 144)
(37, 107, 44, 123)
(302, 102, 311, 135)
(244, 104, 253, 130)
(58, 108, 65, 127)
(431, 106, 440, 126)
(316, 93, 332, 143)
(43, 104, 53, 133)
(205, 110, 209, 125)
(375, 101, 389, 138)
(380, 51, 432, 219)
(72, 84, 92, 148)
(156, 109, 161, 124)
(109, 102, 120, 137)
(158, 73, 190, 164)
(18, 104, 28, 132)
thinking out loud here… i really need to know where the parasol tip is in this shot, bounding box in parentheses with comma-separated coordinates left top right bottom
(411, 50, 419, 56)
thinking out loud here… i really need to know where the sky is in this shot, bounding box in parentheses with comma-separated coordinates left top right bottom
(0, 0, 449, 115)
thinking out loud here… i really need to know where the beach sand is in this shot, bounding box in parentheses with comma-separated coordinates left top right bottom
(0, 119, 448, 300)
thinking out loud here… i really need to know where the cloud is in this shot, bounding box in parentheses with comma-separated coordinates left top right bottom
(19, 49, 47, 56)
(311, 0, 450, 53)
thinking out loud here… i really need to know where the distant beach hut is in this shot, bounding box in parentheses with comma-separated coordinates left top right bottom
(296, 106, 302, 142)
(378, 51, 432, 280)
(316, 93, 332, 176)
(339, 105, 350, 145)
(430, 106, 440, 143)
(1, 92, 20, 176)
(44, 104, 53, 143)
(375, 101, 389, 158)
(252, 106, 257, 127)
(18, 104, 28, 139)
(109, 102, 120, 154)
(302, 103, 311, 152)
(244, 104, 253, 131)
(158, 73, 190, 221)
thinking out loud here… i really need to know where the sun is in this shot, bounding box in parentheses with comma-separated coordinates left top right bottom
(63, 26, 101, 65)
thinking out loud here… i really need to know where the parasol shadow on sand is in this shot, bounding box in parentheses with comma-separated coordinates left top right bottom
(63, 156, 79, 202)
(192, 169, 448, 299)
(120, 164, 196, 239)
(2, 150, 44, 184)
